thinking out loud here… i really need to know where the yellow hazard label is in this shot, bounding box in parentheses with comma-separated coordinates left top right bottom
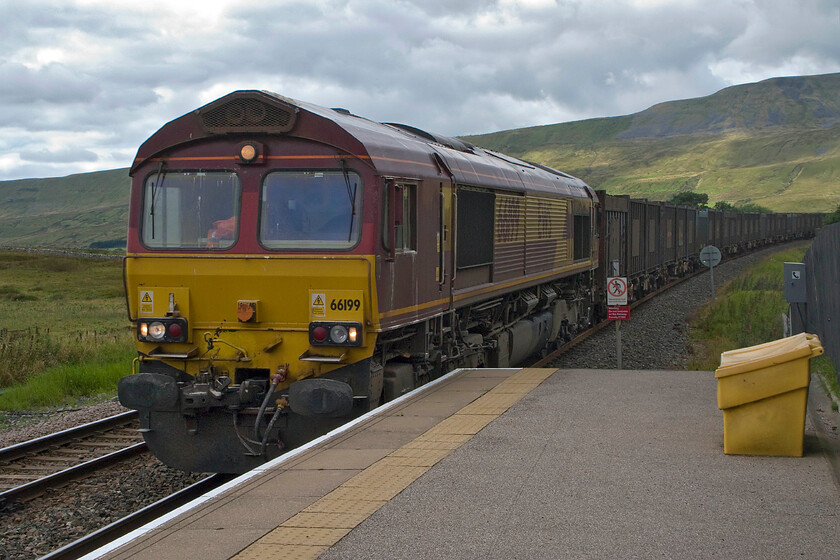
(140, 290, 154, 314)
(311, 292, 326, 318)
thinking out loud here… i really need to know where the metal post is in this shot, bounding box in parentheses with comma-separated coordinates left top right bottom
(710, 263, 716, 300)
(616, 320, 622, 369)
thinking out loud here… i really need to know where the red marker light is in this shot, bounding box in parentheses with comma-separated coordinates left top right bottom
(312, 326, 328, 342)
(168, 322, 183, 339)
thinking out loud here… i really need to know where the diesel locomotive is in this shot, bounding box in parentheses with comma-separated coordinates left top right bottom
(118, 90, 598, 473)
(118, 90, 821, 473)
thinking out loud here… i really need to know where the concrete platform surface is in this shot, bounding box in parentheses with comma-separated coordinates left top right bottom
(91, 368, 840, 560)
(321, 369, 840, 559)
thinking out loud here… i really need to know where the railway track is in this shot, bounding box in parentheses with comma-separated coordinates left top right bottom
(0, 411, 144, 504)
(39, 473, 234, 560)
(531, 265, 708, 368)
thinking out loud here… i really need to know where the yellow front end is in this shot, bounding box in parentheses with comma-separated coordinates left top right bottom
(126, 254, 378, 383)
(120, 253, 381, 473)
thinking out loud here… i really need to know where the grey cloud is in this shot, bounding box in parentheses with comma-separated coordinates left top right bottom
(1, 0, 840, 181)
(0, 62, 99, 105)
(0, 1, 144, 42)
(220, 0, 747, 125)
(20, 147, 99, 163)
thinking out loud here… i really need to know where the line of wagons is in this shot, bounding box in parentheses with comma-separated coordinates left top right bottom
(596, 191, 823, 309)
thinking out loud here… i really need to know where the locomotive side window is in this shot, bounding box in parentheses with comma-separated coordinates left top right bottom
(383, 182, 417, 253)
(573, 214, 591, 260)
(456, 187, 494, 268)
(260, 170, 362, 250)
(395, 184, 417, 252)
(141, 171, 240, 249)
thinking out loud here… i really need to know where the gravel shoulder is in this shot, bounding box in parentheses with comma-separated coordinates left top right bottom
(548, 245, 792, 370)
(0, 399, 129, 449)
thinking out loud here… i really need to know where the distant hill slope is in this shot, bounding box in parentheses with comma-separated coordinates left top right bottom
(0, 168, 130, 248)
(465, 73, 840, 213)
(2, 73, 838, 249)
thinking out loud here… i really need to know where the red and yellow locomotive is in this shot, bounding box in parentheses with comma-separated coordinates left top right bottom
(118, 91, 598, 473)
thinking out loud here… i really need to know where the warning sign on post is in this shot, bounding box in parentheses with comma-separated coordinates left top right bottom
(606, 277, 628, 306)
(607, 306, 631, 320)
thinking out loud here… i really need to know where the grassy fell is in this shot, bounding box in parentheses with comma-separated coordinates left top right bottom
(0, 168, 129, 248)
(491, 127, 840, 212)
(465, 74, 840, 213)
(0, 251, 132, 411)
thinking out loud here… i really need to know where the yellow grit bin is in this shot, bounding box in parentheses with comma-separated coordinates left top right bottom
(715, 333, 824, 457)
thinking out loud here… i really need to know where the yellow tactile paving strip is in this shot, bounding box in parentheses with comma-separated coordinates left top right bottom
(231, 368, 556, 560)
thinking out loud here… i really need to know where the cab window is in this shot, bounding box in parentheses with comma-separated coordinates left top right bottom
(259, 170, 362, 250)
(141, 171, 240, 249)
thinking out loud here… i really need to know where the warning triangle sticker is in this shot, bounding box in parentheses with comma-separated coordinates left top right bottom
(141, 293, 153, 303)
(312, 295, 324, 306)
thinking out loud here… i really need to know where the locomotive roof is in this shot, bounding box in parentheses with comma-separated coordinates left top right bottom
(132, 90, 593, 199)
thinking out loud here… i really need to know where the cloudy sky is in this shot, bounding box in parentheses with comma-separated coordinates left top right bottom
(1, 0, 839, 181)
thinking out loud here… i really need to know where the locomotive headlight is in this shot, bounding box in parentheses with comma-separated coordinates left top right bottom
(148, 321, 166, 340)
(240, 144, 256, 161)
(348, 326, 358, 343)
(330, 325, 349, 344)
(137, 318, 188, 343)
(238, 142, 261, 163)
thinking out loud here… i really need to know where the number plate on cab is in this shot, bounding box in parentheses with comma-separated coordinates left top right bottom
(310, 290, 364, 321)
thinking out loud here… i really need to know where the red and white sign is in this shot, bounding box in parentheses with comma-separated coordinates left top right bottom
(607, 306, 631, 320)
(606, 277, 628, 306)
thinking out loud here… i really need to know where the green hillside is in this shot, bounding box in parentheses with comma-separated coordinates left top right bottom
(0, 168, 130, 248)
(465, 73, 840, 213)
(1, 73, 839, 249)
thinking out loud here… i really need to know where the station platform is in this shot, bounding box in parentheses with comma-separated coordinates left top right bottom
(88, 367, 840, 560)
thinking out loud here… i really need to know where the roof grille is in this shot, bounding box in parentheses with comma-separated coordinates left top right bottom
(200, 98, 297, 133)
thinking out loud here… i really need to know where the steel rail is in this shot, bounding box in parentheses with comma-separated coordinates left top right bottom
(531, 265, 708, 368)
(0, 410, 138, 463)
(39, 473, 236, 560)
(0, 442, 148, 505)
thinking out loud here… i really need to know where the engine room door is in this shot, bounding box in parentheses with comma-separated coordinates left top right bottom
(387, 181, 418, 319)
(439, 181, 453, 306)
(382, 176, 454, 327)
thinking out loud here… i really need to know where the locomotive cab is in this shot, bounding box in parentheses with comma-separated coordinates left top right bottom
(120, 93, 385, 473)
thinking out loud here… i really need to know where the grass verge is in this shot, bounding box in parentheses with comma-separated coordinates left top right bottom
(813, 356, 840, 412)
(0, 250, 132, 415)
(687, 243, 809, 370)
(686, 241, 840, 403)
(0, 345, 134, 411)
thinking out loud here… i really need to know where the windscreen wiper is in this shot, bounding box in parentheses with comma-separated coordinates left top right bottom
(341, 159, 357, 242)
(150, 161, 166, 239)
